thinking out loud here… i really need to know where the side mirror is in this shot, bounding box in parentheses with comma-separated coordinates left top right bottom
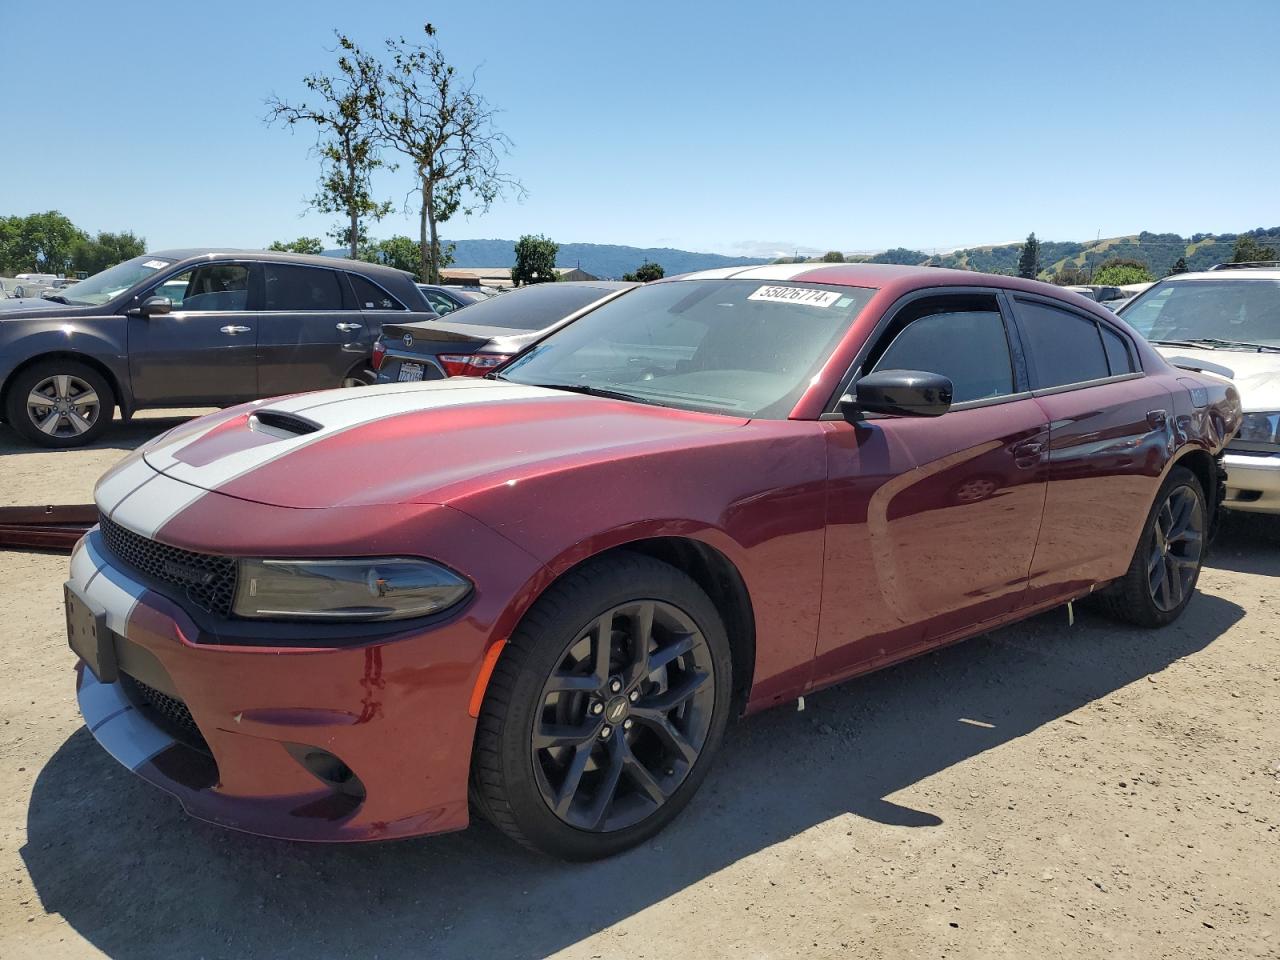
(839, 369, 954, 421)
(129, 295, 172, 318)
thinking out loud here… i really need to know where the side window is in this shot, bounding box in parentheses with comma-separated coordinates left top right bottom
(349, 274, 405, 311)
(870, 298, 1015, 404)
(425, 291, 458, 315)
(1099, 324, 1135, 375)
(155, 264, 250, 312)
(1016, 300, 1110, 388)
(263, 265, 344, 311)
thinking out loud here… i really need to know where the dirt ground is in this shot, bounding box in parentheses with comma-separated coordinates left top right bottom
(0, 414, 1277, 960)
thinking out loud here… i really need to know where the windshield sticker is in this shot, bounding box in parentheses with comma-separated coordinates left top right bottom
(142, 259, 169, 270)
(748, 285, 843, 308)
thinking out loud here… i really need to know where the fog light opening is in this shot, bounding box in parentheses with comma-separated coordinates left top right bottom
(286, 744, 367, 800)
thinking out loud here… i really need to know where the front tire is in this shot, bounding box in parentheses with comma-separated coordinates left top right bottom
(1099, 465, 1206, 627)
(5, 360, 115, 448)
(471, 552, 733, 860)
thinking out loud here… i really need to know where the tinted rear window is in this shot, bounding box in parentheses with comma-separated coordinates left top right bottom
(350, 274, 406, 311)
(1100, 324, 1135, 375)
(447, 284, 614, 331)
(264, 265, 344, 311)
(1016, 300, 1110, 388)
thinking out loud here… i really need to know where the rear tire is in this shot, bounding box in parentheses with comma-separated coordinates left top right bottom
(1098, 465, 1206, 627)
(471, 552, 733, 860)
(5, 360, 115, 448)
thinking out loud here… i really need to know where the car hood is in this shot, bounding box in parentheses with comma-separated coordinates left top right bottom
(1154, 346, 1280, 411)
(138, 378, 748, 509)
(0, 300, 106, 320)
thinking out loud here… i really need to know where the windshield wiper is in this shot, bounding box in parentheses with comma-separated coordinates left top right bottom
(39, 293, 71, 305)
(1182, 337, 1280, 353)
(527, 381, 658, 405)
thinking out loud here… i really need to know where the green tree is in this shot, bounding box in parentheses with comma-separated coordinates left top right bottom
(1093, 259, 1154, 285)
(1167, 256, 1188, 276)
(70, 230, 146, 275)
(0, 211, 87, 274)
(266, 31, 394, 257)
(622, 262, 664, 282)
(371, 23, 524, 283)
(1051, 265, 1089, 285)
(268, 237, 325, 255)
(1017, 232, 1040, 280)
(360, 235, 422, 277)
(511, 234, 558, 286)
(1232, 234, 1277, 263)
(821, 250, 845, 263)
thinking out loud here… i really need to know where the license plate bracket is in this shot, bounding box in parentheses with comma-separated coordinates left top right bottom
(65, 582, 116, 683)
(398, 362, 424, 382)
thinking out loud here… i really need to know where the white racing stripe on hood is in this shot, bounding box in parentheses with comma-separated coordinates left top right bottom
(148, 379, 560, 494)
(95, 455, 160, 515)
(108, 472, 209, 539)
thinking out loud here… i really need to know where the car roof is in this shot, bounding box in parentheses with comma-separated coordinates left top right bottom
(1160, 268, 1280, 282)
(667, 261, 1105, 304)
(147, 249, 414, 280)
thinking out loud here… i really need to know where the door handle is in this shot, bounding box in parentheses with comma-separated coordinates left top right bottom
(335, 322, 363, 332)
(220, 325, 252, 335)
(1147, 409, 1169, 429)
(1012, 439, 1044, 457)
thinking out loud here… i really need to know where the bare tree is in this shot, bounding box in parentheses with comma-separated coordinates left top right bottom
(265, 33, 393, 257)
(372, 24, 524, 283)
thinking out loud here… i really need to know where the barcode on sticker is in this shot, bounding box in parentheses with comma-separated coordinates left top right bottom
(747, 285, 842, 308)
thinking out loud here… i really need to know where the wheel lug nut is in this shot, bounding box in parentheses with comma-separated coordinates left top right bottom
(628, 690, 639, 702)
(600, 726, 612, 739)
(623, 719, 633, 731)
(609, 678, 622, 693)
(591, 702, 604, 715)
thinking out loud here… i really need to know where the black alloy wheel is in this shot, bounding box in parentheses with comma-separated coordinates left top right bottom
(1147, 483, 1205, 612)
(531, 599, 716, 832)
(471, 552, 732, 860)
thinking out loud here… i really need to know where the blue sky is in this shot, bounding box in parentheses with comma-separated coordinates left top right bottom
(2, 1, 1276, 258)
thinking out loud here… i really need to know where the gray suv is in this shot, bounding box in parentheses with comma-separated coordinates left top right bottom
(0, 249, 432, 447)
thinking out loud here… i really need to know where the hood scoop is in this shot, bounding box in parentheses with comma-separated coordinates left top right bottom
(248, 409, 322, 438)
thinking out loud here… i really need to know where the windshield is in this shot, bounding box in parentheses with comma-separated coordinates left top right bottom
(499, 279, 875, 418)
(1120, 278, 1280, 348)
(60, 255, 173, 306)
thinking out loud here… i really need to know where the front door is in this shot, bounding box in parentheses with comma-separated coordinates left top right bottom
(127, 261, 259, 405)
(256, 263, 368, 396)
(816, 292, 1049, 684)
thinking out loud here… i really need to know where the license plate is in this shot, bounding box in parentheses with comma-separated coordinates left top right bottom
(398, 362, 424, 382)
(65, 582, 117, 683)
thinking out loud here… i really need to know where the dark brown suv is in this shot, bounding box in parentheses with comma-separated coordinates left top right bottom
(0, 249, 433, 447)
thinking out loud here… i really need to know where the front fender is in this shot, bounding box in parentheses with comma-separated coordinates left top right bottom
(0, 324, 130, 413)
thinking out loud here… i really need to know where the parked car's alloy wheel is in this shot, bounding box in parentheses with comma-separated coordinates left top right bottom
(340, 365, 376, 388)
(472, 553, 733, 860)
(1098, 465, 1206, 627)
(5, 360, 114, 448)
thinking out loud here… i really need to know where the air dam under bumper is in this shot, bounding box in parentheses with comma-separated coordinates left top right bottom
(68, 529, 497, 842)
(1222, 450, 1280, 514)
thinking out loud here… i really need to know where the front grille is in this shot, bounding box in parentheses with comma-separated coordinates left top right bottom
(99, 514, 237, 617)
(122, 674, 209, 752)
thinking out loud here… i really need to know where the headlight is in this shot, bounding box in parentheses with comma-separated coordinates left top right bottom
(233, 557, 472, 621)
(1237, 411, 1280, 446)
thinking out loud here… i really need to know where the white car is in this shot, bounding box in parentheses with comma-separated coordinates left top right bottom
(1119, 262, 1280, 514)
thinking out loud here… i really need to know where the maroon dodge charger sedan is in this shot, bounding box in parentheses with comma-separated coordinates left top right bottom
(67, 264, 1240, 859)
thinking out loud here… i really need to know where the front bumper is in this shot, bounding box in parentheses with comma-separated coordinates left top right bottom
(67, 521, 533, 842)
(1222, 450, 1280, 514)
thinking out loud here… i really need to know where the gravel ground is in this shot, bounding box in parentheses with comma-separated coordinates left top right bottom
(0, 415, 1276, 960)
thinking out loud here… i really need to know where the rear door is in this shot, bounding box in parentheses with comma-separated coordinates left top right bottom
(256, 262, 366, 395)
(1010, 295, 1173, 602)
(817, 291, 1050, 681)
(127, 261, 259, 405)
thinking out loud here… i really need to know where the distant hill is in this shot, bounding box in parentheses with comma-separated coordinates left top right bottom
(442, 239, 768, 278)
(855, 227, 1280, 279)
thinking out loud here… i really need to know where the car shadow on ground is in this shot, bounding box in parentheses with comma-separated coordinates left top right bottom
(21, 590, 1245, 960)
(1209, 511, 1280, 576)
